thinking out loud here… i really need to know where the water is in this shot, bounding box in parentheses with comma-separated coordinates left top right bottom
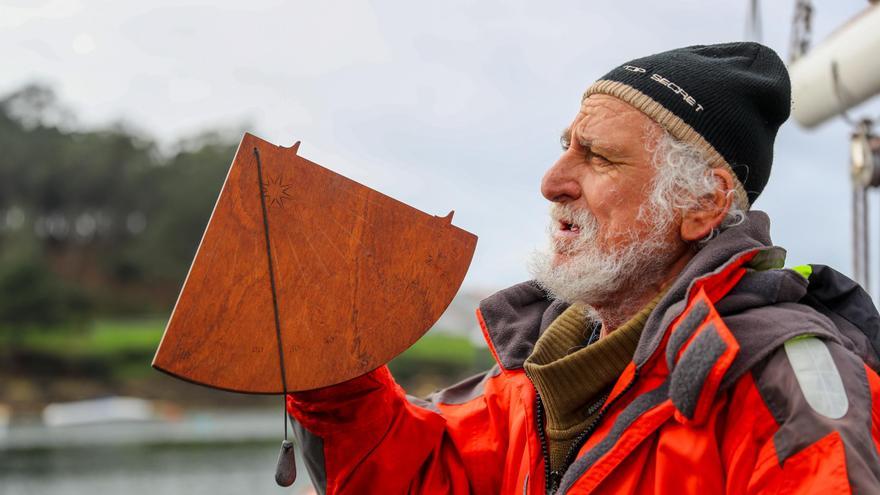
(0, 410, 314, 495)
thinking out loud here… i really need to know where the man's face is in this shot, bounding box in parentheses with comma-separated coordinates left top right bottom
(530, 94, 688, 305)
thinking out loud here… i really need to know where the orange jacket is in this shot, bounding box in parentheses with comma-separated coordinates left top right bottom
(288, 212, 880, 494)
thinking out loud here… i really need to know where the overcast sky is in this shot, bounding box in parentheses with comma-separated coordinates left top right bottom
(3, 0, 880, 297)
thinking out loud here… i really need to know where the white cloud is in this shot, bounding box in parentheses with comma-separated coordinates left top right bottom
(3, 0, 880, 294)
(0, 0, 83, 29)
(71, 32, 95, 54)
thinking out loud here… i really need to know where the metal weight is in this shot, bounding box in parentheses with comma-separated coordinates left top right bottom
(275, 439, 297, 487)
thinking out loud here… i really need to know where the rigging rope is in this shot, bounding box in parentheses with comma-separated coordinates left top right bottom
(790, 0, 813, 62)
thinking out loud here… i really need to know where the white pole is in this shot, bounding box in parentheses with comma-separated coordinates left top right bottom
(790, 5, 880, 128)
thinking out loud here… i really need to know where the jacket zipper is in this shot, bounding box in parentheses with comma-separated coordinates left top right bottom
(534, 368, 640, 495)
(535, 393, 557, 494)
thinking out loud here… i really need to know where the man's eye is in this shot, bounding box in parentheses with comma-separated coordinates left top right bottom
(590, 154, 613, 166)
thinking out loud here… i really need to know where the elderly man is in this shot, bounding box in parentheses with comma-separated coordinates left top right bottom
(287, 42, 880, 493)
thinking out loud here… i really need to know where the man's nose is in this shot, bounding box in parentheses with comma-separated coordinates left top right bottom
(541, 158, 581, 203)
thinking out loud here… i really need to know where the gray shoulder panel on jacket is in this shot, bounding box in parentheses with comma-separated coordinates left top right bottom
(405, 365, 502, 414)
(719, 302, 839, 391)
(752, 339, 880, 490)
(290, 415, 327, 495)
(428, 365, 501, 406)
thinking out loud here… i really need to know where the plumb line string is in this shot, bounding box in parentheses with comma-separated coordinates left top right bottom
(253, 146, 291, 441)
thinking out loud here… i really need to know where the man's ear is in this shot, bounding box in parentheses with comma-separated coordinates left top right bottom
(680, 167, 735, 242)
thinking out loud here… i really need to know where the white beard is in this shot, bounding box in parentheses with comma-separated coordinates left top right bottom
(528, 203, 678, 307)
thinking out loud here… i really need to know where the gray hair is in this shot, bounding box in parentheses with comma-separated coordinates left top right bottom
(641, 131, 748, 244)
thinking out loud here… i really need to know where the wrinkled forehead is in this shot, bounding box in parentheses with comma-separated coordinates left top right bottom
(569, 94, 662, 150)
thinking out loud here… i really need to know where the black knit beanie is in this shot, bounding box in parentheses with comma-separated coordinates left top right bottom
(585, 42, 791, 205)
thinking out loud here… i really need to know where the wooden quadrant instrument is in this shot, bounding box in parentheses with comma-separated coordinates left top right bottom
(152, 133, 477, 486)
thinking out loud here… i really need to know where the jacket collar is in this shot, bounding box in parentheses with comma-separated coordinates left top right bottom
(634, 210, 784, 368)
(478, 211, 783, 371)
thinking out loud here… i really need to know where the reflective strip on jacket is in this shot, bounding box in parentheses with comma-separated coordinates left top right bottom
(287, 212, 880, 494)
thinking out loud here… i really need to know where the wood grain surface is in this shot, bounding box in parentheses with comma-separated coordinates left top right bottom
(152, 133, 477, 393)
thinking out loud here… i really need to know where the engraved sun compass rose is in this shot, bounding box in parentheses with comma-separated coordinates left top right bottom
(262, 175, 293, 208)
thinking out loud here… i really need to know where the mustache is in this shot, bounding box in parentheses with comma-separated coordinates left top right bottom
(548, 203, 600, 252)
(550, 203, 598, 228)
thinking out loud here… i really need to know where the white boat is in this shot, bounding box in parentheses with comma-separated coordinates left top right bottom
(42, 396, 155, 427)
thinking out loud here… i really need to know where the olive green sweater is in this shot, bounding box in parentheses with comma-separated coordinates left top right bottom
(524, 295, 663, 471)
